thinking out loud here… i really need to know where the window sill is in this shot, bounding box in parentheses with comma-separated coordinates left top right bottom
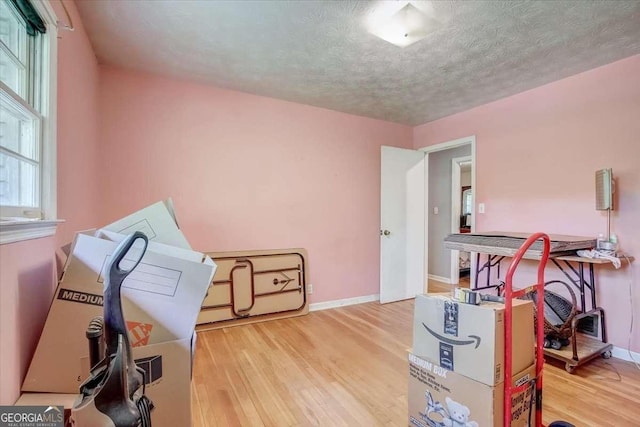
(0, 219, 64, 245)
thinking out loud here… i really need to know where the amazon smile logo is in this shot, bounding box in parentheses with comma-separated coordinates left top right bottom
(422, 323, 481, 348)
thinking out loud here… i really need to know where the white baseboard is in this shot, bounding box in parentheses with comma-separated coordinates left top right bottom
(612, 346, 640, 363)
(310, 294, 379, 312)
(428, 274, 452, 284)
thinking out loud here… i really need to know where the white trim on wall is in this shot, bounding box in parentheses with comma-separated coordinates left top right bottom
(419, 136, 476, 155)
(0, 219, 63, 244)
(611, 346, 640, 363)
(309, 294, 379, 312)
(428, 274, 452, 285)
(423, 154, 429, 292)
(31, 0, 58, 221)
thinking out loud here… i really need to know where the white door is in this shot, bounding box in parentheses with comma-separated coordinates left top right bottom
(380, 146, 426, 304)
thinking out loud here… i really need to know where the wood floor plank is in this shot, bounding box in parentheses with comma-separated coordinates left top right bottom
(192, 299, 640, 426)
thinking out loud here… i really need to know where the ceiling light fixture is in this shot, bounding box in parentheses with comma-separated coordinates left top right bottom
(367, 2, 440, 48)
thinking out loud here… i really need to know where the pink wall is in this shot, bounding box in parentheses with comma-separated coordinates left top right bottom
(0, 0, 100, 404)
(55, 0, 102, 246)
(98, 67, 413, 303)
(2, 3, 637, 406)
(0, 238, 56, 405)
(414, 55, 640, 352)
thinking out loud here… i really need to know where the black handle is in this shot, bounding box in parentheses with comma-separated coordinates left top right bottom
(105, 231, 148, 343)
(103, 232, 149, 397)
(109, 231, 149, 288)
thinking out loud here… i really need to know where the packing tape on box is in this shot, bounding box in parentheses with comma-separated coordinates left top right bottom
(453, 288, 480, 305)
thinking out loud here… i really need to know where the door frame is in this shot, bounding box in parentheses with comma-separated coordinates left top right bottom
(419, 135, 476, 289)
(450, 156, 472, 285)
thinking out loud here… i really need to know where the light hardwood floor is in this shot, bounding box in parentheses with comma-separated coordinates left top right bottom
(427, 276, 471, 294)
(192, 299, 640, 426)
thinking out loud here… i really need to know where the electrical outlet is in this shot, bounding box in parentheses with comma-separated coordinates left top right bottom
(478, 203, 485, 214)
(308, 283, 313, 295)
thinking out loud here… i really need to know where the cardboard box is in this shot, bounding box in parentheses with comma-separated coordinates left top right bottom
(100, 200, 192, 249)
(128, 337, 195, 426)
(136, 355, 163, 383)
(22, 202, 216, 427)
(412, 293, 534, 386)
(23, 233, 215, 392)
(408, 353, 536, 427)
(15, 334, 196, 427)
(19, 339, 197, 427)
(14, 393, 77, 427)
(76, 336, 196, 426)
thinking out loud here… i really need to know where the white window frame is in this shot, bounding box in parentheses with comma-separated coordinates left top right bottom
(0, 0, 61, 244)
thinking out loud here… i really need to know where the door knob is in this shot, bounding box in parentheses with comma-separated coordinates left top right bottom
(381, 229, 391, 236)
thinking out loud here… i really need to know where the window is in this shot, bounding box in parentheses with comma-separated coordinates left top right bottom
(0, 0, 59, 243)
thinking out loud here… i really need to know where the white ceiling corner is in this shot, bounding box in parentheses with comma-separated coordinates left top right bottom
(75, 0, 640, 126)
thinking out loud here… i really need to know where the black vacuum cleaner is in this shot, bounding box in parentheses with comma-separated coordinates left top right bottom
(71, 232, 153, 427)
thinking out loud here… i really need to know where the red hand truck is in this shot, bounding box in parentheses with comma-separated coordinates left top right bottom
(503, 232, 573, 427)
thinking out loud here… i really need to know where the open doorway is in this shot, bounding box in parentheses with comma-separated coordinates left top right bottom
(421, 136, 476, 292)
(379, 137, 475, 301)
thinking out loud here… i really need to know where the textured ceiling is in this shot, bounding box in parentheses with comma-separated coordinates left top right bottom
(75, 0, 640, 126)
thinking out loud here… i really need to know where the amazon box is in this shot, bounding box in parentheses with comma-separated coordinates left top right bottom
(408, 353, 536, 427)
(412, 293, 534, 386)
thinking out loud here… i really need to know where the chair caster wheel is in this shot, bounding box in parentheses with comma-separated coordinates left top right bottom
(602, 350, 612, 359)
(551, 339, 562, 350)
